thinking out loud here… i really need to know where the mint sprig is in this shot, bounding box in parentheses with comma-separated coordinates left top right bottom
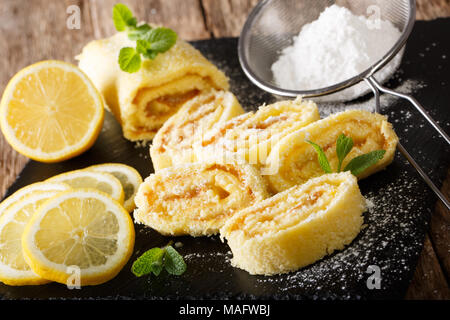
(112, 3, 137, 31)
(343, 150, 386, 176)
(118, 47, 141, 73)
(307, 133, 386, 176)
(336, 134, 353, 172)
(164, 245, 187, 276)
(113, 3, 178, 73)
(305, 140, 332, 173)
(131, 243, 186, 277)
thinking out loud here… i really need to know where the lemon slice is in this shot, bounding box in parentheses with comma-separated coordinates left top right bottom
(0, 190, 66, 285)
(0, 181, 70, 218)
(22, 189, 135, 286)
(46, 169, 124, 204)
(87, 163, 143, 212)
(0, 60, 104, 163)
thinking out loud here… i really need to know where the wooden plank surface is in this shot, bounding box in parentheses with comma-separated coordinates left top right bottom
(0, 0, 449, 300)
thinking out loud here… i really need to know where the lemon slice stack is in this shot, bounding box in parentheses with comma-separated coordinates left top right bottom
(0, 163, 141, 286)
(0, 189, 69, 286)
(22, 189, 134, 286)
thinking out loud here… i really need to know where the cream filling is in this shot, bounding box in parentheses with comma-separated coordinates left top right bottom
(128, 75, 215, 134)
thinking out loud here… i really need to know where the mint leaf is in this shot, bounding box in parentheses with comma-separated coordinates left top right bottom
(149, 251, 165, 276)
(143, 51, 158, 60)
(113, 4, 137, 31)
(136, 39, 150, 55)
(128, 23, 152, 40)
(344, 150, 386, 176)
(132, 247, 165, 277)
(336, 134, 354, 172)
(118, 47, 141, 73)
(306, 140, 332, 174)
(112, 5, 178, 72)
(164, 246, 187, 276)
(145, 27, 178, 53)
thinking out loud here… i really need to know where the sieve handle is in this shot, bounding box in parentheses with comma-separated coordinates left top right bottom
(365, 76, 450, 211)
(367, 77, 450, 145)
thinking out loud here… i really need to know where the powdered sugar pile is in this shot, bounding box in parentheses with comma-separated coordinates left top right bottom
(271, 5, 402, 102)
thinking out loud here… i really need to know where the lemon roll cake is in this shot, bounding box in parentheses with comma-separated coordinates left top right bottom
(77, 32, 229, 141)
(134, 161, 269, 237)
(265, 110, 398, 193)
(220, 172, 366, 275)
(150, 90, 244, 170)
(196, 98, 319, 167)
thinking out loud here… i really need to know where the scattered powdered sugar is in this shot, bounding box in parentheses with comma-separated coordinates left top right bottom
(315, 78, 426, 118)
(251, 171, 430, 299)
(271, 5, 402, 102)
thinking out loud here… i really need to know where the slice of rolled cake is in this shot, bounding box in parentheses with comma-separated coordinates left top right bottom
(196, 97, 319, 167)
(150, 90, 244, 170)
(265, 109, 398, 193)
(220, 172, 366, 275)
(77, 32, 229, 141)
(134, 161, 269, 236)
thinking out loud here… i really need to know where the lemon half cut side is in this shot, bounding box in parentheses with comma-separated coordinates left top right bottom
(0, 60, 104, 162)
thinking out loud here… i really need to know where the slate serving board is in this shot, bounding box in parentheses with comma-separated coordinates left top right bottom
(0, 19, 449, 300)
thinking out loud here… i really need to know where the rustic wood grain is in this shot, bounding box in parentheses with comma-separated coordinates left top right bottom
(0, 0, 449, 300)
(430, 170, 450, 277)
(88, 0, 210, 40)
(0, 0, 97, 196)
(405, 235, 450, 299)
(417, 0, 450, 20)
(201, 0, 259, 38)
(406, 168, 450, 299)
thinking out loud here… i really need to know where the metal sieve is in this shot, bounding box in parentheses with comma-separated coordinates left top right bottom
(238, 0, 450, 209)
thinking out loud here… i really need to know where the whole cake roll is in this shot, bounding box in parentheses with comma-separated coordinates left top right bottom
(265, 109, 398, 193)
(150, 90, 244, 170)
(134, 161, 269, 236)
(77, 32, 229, 141)
(220, 172, 366, 275)
(196, 97, 319, 168)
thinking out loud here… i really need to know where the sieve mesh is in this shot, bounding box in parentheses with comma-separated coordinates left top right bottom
(238, 0, 415, 97)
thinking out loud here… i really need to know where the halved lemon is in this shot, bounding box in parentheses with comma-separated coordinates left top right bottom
(0, 181, 70, 218)
(46, 169, 124, 204)
(87, 163, 143, 212)
(0, 60, 104, 162)
(22, 189, 135, 286)
(0, 190, 67, 286)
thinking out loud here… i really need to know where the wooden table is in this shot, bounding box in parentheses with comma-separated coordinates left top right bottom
(0, 0, 449, 299)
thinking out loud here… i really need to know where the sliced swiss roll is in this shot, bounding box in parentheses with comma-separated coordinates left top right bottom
(195, 97, 319, 167)
(265, 110, 398, 193)
(220, 172, 366, 275)
(150, 90, 244, 170)
(77, 32, 229, 141)
(134, 161, 269, 236)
